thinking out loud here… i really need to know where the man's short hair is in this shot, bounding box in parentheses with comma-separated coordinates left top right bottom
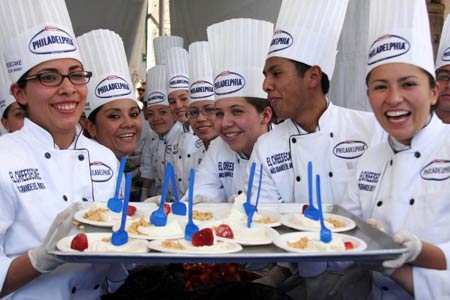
(292, 60, 330, 95)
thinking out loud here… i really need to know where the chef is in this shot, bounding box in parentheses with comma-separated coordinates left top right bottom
(191, 18, 274, 202)
(341, 0, 450, 298)
(435, 15, 450, 124)
(78, 29, 143, 159)
(0, 0, 128, 299)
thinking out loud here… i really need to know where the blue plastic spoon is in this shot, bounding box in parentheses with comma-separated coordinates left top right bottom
(243, 162, 256, 216)
(107, 156, 127, 213)
(168, 162, 186, 216)
(150, 163, 172, 226)
(185, 168, 199, 241)
(304, 161, 320, 220)
(316, 174, 331, 243)
(111, 172, 132, 246)
(247, 164, 263, 228)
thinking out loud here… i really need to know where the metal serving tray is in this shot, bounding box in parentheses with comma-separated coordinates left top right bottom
(47, 202, 406, 264)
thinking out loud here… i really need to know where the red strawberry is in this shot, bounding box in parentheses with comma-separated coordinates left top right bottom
(192, 228, 214, 246)
(302, 204, 309, 214)
(163, 203, 171, 215)
(344, 241, 354, 250)
(215, 224, 234, 239)
(127, 205, 137, 216)
(70, 233, 88, 251)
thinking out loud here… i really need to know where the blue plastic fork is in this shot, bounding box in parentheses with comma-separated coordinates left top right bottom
(185, 168, 199, 241)
(316, 174, 332, 243)
(111, 172, 132, 246)
(304, 161, 320, 220)
(150, 164, 172, 227)
(167, 162, 187, 216)
(243, 162, 256, 216)
(247, 164, 263, 228)
(107, 156, 127, 213)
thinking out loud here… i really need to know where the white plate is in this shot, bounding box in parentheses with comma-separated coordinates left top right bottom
(112, 218, 184, 240)
(56, 232, 149, 253)
(147, 238, 243, 254)
(274, 232, 367, 253)
(215, 225, 280, 246)
(73, 202, 154, 227)
(281, 213, 356, 232)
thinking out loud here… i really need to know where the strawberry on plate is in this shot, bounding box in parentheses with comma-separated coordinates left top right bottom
(302, 204, 309, 214)
(127, 205, 137, 216)
(192, 228, 214, 246)
(215, 224, 234, 239)
(344, 241, 354, 250)
(164, 203, 171, 215)
(70, 233, 88, 251)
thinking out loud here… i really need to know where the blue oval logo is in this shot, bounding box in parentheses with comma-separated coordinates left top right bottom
(95, 75, 131, 99)
(333, 140, 368, 159)
(420, 159, 450, 181)
(28, 25, 76, 55)
(90, 161, 113, 182)
(169, 75, 189, 89)
(214, 71, 245, 96)
(442, 46, 450, 62)
(268, 30, 294, 54)
(146, 92, 166, 105)
(190, 80, 214, 99)
(368, 34, 410, 66)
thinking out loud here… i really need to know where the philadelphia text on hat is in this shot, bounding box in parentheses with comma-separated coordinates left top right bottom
(95, 74, 131, 99)
(214, 70, 245, 95)
(190, 80, 214, 99)
(442, 46, 450, 62)
(28, 25, 76, 55)
(90, 161, 114, 182)
(368, 34, 410, 65)
(169, 75, 189, 88)
(420, 159, 450, 181)
(0, 99, 6, 110)
(147, 92, 166, 104)
(268, 30, 294, 54)
(332, 140, 368, 159)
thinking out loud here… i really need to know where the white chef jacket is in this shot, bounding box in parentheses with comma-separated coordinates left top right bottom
(140, 122, 183, 197)
(249, 102, 385, 204)
(341, 114, 450, 300)
(191, 137, 249, 202)
(172, 124, 207, 196)
(0, 119, 127, 300)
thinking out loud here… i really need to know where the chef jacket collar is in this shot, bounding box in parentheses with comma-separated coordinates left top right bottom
(292, 97, 331, 135)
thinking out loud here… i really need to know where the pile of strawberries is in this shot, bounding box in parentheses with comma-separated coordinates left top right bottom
(183, 263, 259, 291)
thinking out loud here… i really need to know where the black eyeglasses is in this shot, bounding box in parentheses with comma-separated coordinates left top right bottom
(185, 107, 216, 119)
(19, 71, 92, 86)
(436, 71, 450, 82)
(137, 88, 145, 92)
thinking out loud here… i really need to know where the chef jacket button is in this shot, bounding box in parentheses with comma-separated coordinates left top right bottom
(78, 154, 84, 161)
(82, 197, 88, 202)
(414, 152, 421, 158)
(390, 160, 393, 166)
(330, 132, 334, 138)
(382, 286, 389, 291)
(296, 176, 301, 182)
(237, 159, 240, 163)
(179, 156, 182, 159)
(376, 201, 383, 207)
(187, 154, 191, 158)
(71, 287, 77, 294)
(44, 152, 51, 159)
(164, 141, 167, 145)
(238, 190, 242, 195)
(151, 138, 155, 141)
(94, 284, 100, 290)
(161, 161, 164, 165)
(63, 195, 68, 201)
(409, 198, 415, 205)
(328, 172, 333, 177)
(291, 138, 297, 143)
(178, 178, 182, 182)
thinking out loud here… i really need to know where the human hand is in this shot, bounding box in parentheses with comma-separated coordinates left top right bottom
(366, 218, 385, 232)
(383, 230, 422, 269)
(28, 207, 71, 273)
(143, 194, 161, 204)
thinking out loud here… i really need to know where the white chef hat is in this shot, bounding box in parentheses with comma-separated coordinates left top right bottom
(145, 65, 169, 107)
(436, 15, 450, 71)
(153, 35, 184, 65)
(166, 47, 189, 95)
(188, 41, 215, 103)
(0, 53, 16, 118)
(267, 0, 349, 79)
(77, 29, 142, 117)
(0, 0, 81, 83)
(366, 0, 435, 78)
(207, 18, 273, 100)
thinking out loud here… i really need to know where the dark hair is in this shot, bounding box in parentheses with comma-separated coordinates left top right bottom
(244, 97, 277, 123)
(292, 60, 330, 94)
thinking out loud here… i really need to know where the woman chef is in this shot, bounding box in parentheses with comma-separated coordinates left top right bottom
(342, 0, 450, 299)
(191, 18, 274, 203)
(0, 0, 128, 299)
(78, 29, 143, 159)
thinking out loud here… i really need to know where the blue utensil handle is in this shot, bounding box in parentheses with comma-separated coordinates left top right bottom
(119, 173, 132, 230)
(255, 164, 263, 207)
(316, 175, 324, 226)
(159, 163, 173, 208)
(188, 168, 195, 216)
(115, 156, 127, 197)
(167, 162, 180, 202)
(246, 162, 256, 205)
(308, 161, 313, 205)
